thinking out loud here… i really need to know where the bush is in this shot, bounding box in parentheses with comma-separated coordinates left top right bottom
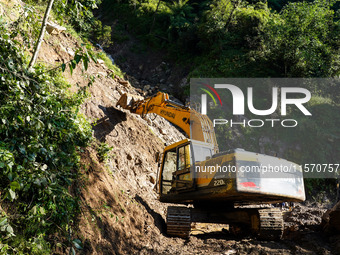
(92, 19, 112, 46)
(0, 18, 92, 253)
(97, 142, 113, 162)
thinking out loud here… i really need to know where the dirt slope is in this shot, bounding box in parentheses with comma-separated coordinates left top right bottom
(36, 27, 340, 255)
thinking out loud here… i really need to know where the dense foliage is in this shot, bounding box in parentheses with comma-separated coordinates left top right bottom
(54, 0, 113, 45)
(25, 0, 112, 46)
(100, 0, 340, 78)
(0, 17, 92, 253)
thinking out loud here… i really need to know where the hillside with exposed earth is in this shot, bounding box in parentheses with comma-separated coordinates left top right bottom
(0, 0, 339, 254)
(38, 22, 339, 254)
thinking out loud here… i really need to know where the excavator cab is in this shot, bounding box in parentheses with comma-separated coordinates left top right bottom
(160, 139, 194, 196)
(159, 140, 305, 204)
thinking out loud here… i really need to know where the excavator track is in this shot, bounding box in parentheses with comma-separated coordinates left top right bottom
(257, 208, 283, 240)
(166, 206, 191, 238)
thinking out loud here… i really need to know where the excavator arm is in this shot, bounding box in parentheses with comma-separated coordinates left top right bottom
(117, 92, 219, 153)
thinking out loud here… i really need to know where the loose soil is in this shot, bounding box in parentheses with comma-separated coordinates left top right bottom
(35, 23, 340, 255)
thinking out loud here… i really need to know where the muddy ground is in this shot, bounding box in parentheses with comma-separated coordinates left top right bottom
(32, 21, 340, 255)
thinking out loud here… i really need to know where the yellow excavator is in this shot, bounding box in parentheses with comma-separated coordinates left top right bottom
(117, 91, 305, 240)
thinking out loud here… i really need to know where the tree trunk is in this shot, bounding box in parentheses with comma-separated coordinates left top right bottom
(149, 0, 162, 35)
(28, 0, 55, 70)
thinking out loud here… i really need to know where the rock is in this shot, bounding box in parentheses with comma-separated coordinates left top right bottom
(97, 59, 105, 64)
(98, 72, 107, 77)
(128, 77, 140, 87)
(322, 201, 340, 234)
(96, 59, 107, 68)
(144, 85, 151, 91)
(159, 128, 167, 135)
(112, 90, 121, 100)
(224, 250, 237, 255)
(66, 48, 75, 57)
(134, 157, 142, 166)
(117, 78, 129, 86)
(149, 173, 156, 184)
(46, 21, 66, 35)
(179, 77, 188, 88)
(58, 43, 67, 55)
(135, 88, 143, 95)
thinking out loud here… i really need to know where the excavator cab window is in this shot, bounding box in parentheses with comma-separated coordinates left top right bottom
(173, 143, 193, 191)
(161, 143, 194, 195)
(177, 145, 191, 171)
(161, 148, 177, 195)
(178, 147, 186, 170)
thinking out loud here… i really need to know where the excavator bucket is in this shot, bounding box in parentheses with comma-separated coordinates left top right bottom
(116, 93, 144, 110)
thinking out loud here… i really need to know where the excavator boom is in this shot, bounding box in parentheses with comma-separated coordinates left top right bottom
(117, 92, 218, 154)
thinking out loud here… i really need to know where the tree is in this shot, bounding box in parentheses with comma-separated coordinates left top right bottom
(261, 1, 340, 77)
(149, 0, 162, 34)
(28, 0, 54, 70)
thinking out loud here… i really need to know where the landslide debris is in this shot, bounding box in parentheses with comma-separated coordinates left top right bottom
(37, 24, 339, 255)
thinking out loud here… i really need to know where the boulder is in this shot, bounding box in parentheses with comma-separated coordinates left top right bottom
(149, 173, 156, 184)
(322, 200, 340, 234)
(46, 21, 66, 35)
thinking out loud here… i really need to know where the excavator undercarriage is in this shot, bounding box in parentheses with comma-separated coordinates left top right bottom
(166, 206, 284, 240)
(166, 206, 283, 240)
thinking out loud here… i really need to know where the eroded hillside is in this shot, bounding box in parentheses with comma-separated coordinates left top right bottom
(1, 0, 339, 253)
(34, 23, 340, 254)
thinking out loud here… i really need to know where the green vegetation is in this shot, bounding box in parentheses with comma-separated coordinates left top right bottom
(0, 6, 92, 254)
(23, 0, 112, 46)
(54, 0, 113, 46)
(0, 0, 127, 251)
(97, 142, 113, 162)
(96, 51, 125, 78)
(100, 0, 340, 77)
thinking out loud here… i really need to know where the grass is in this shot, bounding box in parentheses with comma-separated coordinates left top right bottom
(96, 51, 125, 78)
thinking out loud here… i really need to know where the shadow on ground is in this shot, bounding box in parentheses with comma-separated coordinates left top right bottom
(93, 105, 127, 142)
(134, 194, 166, 234)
